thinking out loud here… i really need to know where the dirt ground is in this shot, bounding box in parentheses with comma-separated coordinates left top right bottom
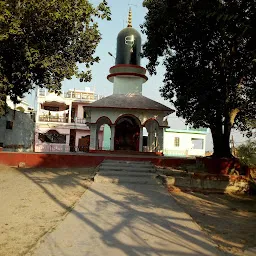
(0, 165, 95, 256)
(1, 164, 256, 256)
(170, 189, 256, 256)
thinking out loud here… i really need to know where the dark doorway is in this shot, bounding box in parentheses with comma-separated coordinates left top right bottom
(69, 129, 76, 152)
(114, 116, 140, 151)
(78, 135, 90, 152)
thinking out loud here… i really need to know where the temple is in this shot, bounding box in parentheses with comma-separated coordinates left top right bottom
(85, 9, 174, 153)
(5, 9, 207, 157)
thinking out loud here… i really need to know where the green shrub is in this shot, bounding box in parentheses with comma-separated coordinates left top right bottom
(237, 140, 256, 168)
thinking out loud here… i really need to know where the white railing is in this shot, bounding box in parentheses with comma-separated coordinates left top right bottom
(71, 117, 87, 124)
(38, 89, 103, 101)
(39, 116, 68, 123)
(35, 144, 90, 153)
(35, 144, 70, 153)
(64, 92, 99, 101)
(163, 149, 188, 157)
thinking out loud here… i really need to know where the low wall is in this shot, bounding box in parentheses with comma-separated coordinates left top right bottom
(0, 109, 34, 151)
(164, 173, 249, 194)
(0, 152, 195, 168)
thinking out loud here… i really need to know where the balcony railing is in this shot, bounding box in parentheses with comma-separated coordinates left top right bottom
(71, 117, 87, 124)
(39, 116, 68, 123)
(64, 92, 98, 101)
(38, 89, 104, 102)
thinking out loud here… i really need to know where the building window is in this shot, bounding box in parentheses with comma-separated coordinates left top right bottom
(6, 121, 13, 130)
(174, 137, 180, 147)
(38, 130, 66, 144)
(191, 138, 204, 149)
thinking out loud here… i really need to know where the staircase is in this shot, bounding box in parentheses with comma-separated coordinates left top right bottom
(94, 160, 160, 184)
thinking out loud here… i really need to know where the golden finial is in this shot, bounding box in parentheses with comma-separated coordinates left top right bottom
(127, 8, 132, 27)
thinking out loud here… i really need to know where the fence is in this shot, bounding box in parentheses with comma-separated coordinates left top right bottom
(35, 144, 90, 153)
(39, 116, 68, 123)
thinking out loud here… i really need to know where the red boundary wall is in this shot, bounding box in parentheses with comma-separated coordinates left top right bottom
(0, 152, 195, 168)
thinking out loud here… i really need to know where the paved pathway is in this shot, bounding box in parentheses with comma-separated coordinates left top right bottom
(30, 181, 223, 256)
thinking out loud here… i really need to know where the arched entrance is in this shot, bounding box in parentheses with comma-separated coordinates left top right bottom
(114, 115, 140, 151)
(95, 116, 112, 150)
(144, 119, 161, 152)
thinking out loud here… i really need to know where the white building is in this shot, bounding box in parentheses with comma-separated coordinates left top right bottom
(35, 88, 104, 152)
(163, 128, 207, 157)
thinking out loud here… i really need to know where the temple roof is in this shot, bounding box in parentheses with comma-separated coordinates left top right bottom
(86, 94, 174, 113)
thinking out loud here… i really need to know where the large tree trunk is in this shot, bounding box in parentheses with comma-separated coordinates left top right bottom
(211, 121, 230, 158)
(211, 131, 232, 158)
(211, 109, 239, 158)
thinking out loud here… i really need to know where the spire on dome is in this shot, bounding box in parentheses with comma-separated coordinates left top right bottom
(115, 8, 141, 66)
(127, 8, 132, 27)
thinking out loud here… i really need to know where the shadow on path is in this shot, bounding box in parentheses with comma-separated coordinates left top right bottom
(21, 168, 223, 256)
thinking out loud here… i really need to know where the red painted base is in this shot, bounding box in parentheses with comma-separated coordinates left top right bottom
(197, 156, 248, 176)
(89, 150, 161, 156)
(0, 152, 195, 168)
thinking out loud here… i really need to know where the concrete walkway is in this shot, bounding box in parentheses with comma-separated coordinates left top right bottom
(30, 182, 223, 256)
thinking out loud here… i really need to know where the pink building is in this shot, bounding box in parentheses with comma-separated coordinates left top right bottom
(35, 88, 104, 153)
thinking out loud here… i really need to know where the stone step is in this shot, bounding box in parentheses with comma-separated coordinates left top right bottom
(102, 160, 152, 165)
(94, 174, 160, 184)
(99, 166, 156, 173)
(98, 170, 156, 177)
(100, 160, 155, 167)
(101, 161, 153, 167)
(101, 164, 154, 169)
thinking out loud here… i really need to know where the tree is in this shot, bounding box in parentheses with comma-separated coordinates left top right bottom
(0, 0, 111, 115)
(142, 0, 256, 157)
(237, 140, 256, 168)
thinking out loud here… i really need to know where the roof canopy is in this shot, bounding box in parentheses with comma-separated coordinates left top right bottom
(86, 94, 174, 113)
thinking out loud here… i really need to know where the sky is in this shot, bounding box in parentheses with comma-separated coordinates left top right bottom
(25, 0, 248, 151)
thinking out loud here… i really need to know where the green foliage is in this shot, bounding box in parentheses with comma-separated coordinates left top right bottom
(0, 0, 111, 113)
(16, 106, 25, 112)
(142, 0, 256, 157)
(237, 140, 256, 168)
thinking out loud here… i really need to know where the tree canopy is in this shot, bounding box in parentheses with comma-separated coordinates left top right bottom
(142, 0, 256, 157)
(0, 0, 111, 115)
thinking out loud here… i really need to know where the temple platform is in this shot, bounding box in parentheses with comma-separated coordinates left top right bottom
(0, 151, 195, 168)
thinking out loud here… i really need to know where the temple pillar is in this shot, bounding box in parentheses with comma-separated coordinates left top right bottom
(157, 128, 164, 152)
(110, 125, 115, 151)
(68, 104, 72, 123)
(89, 124, 97, 150)
(148, 126, 154, 152)
(139, 127, 143, 152)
